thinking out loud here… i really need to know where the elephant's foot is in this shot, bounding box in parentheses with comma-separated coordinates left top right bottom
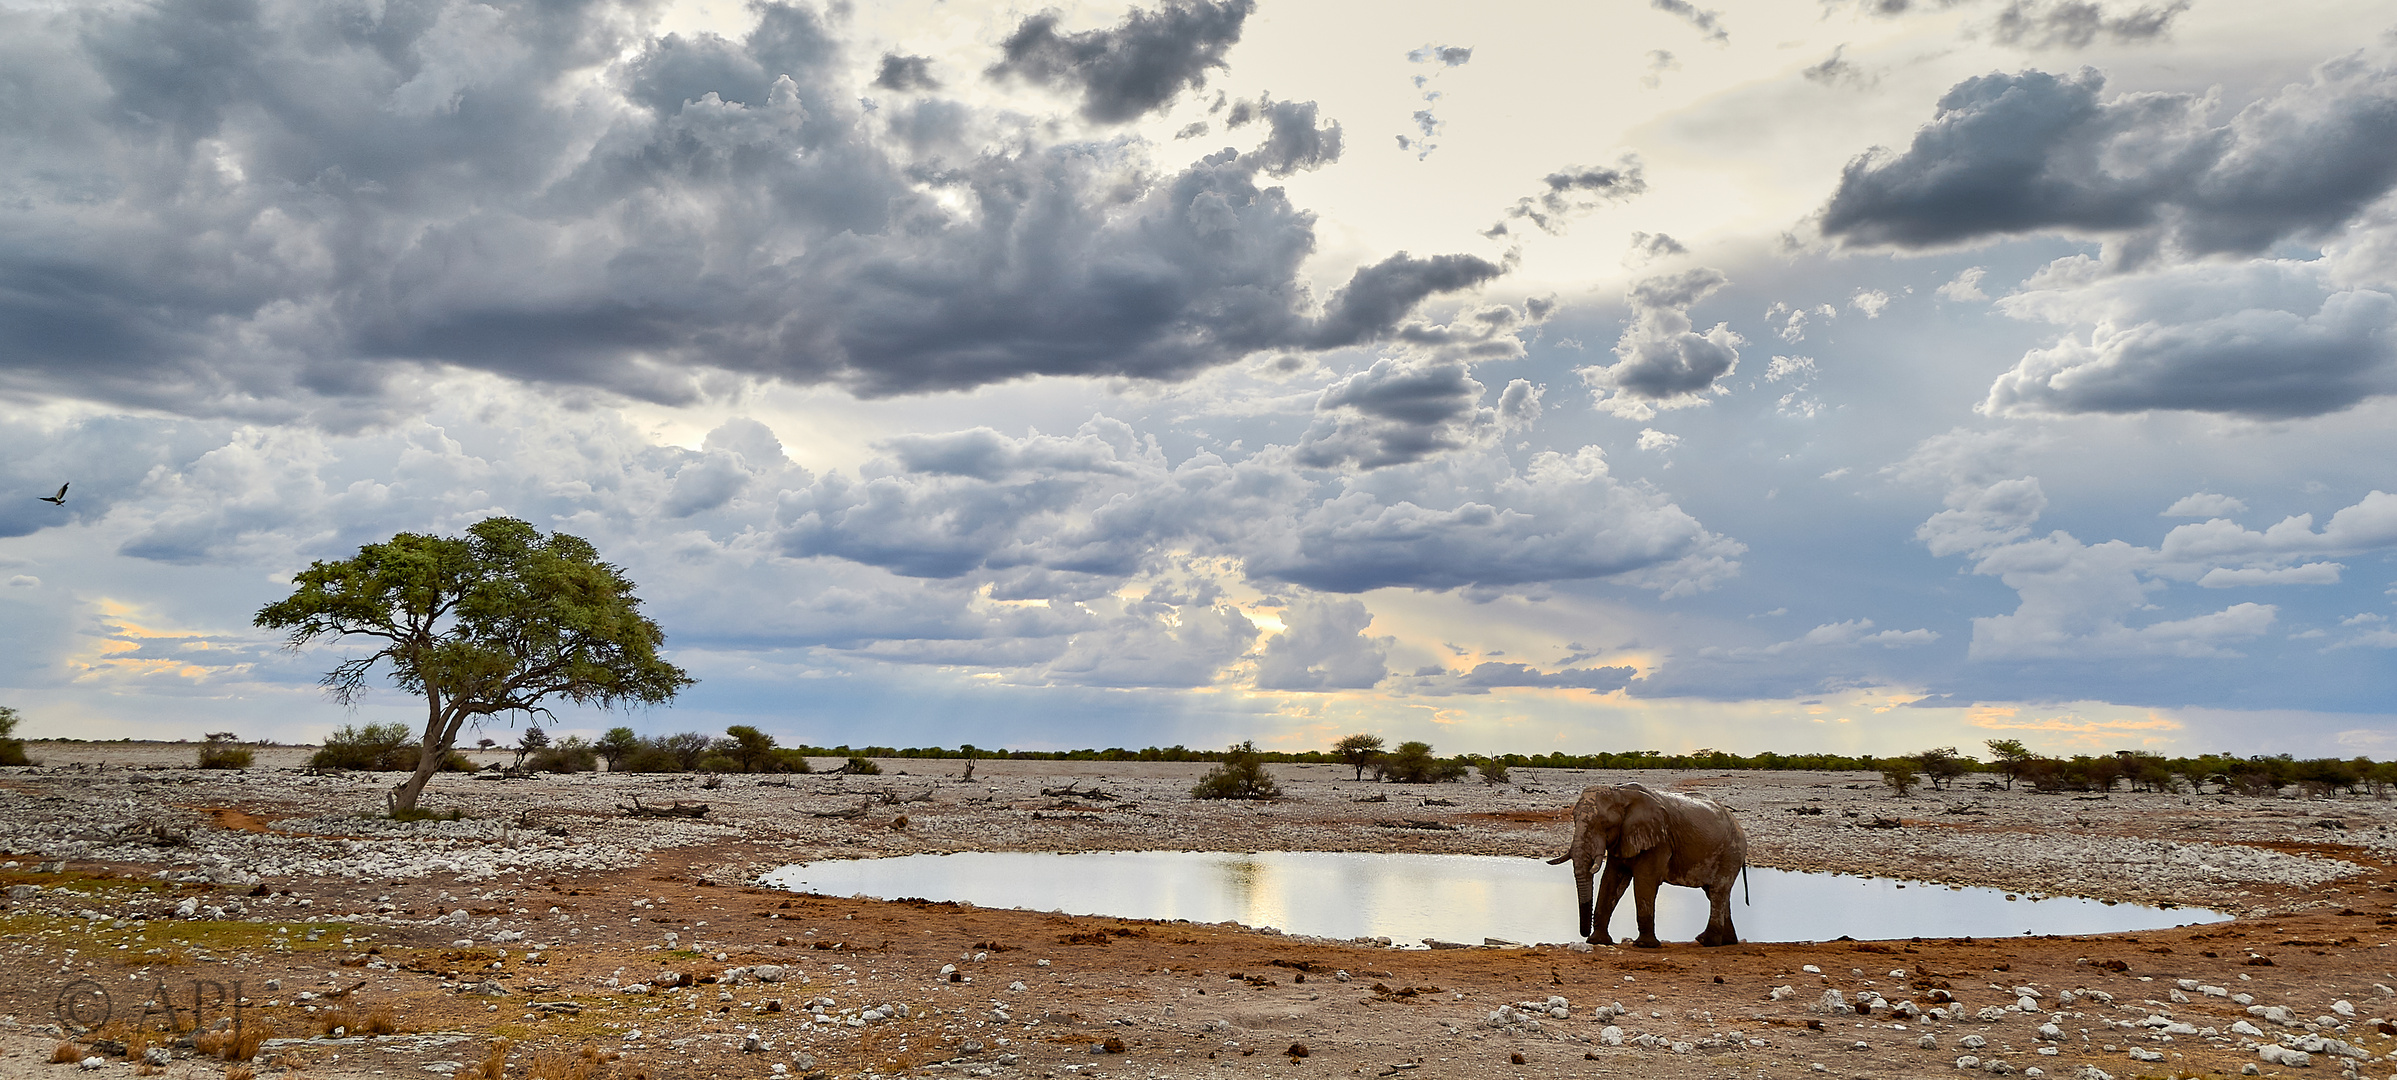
(1631, 936, 1664, 949)
(1584, 933, 1614, 947)
(1697, 929, 1738, 947)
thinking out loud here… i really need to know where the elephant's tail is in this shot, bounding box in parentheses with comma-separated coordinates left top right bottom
(1740, 863, 1751, 906)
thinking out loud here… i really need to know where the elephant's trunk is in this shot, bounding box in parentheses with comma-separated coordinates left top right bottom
(1575, 854, 1595, 939)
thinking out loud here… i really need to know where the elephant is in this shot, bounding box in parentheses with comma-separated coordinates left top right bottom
(1546, 783, 1747, 948)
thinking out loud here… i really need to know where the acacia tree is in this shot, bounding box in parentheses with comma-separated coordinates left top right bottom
(256, 517, 694, 815)
(1332, 733, 1386, 781)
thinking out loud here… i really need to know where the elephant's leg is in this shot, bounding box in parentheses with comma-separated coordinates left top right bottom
(1589, 861, 1632, 945)
(1630, 864, 1664, 949)
(1698, 880, 1737, 946)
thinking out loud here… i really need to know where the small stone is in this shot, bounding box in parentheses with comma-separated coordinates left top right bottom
(78, 1058, 104, 1071)
(144, 1047, 170, 1066)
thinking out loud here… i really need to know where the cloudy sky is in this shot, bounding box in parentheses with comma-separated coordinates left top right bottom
(4, 0, 2394, 759)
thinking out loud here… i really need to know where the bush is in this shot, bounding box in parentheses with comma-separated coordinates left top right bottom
(312, 722, 418, 771)
(0, 705, 33, 766)
(696, 753, 740, 773)
(1880, 760, 1920, 795)
(1380, 741, 1441, 783)
(197, 733, 254, 770)
(771, 748, 815, 773)
(1474, 756, 1510, 785)
(841, 755, 882, 776)
(618, 745, 683, 773)
(1190, 741, 1280, 800)
(527, 736, 598, 773)
(596, 726, 640, 771)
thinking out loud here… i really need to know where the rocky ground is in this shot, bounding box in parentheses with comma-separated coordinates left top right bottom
(3, 743, 2397, 1080)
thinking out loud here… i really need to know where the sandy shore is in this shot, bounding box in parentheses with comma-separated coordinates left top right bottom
(3, 741, 2394, 1079)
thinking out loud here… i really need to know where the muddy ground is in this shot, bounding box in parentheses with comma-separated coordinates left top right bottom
(3, 742, 2396, 1080)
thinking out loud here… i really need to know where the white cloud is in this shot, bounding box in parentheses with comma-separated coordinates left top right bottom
(2197, 563, 2344, 587)
(1637, 428, 1682, 452)
(2162, 492, 2247, 518)
(1850, 289, 1892, 318)
(1936, 267, 1989, 302)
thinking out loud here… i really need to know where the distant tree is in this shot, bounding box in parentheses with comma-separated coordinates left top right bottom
(476, 738, 497, 751)
(0, 705, 27, 766)
(1880, 759, 1920, 796)
(197, 732, 254, 770)
(659, 732, 715, 771)
(596, 727, 640, 772)
(1332, 733, 1387, 781)
(724, 725, 780, 772)
(841, 755, 882, 776)
(1381, 740, 1441, 783)
(528, 735, 598, 773)
(1190, 741, 1281, 800)
(312, 722, 420, 771)
(1983, 739, 2032, 790)
(1915, 746, 1969, 791)
(255, 517, 694, 815)
(514, 725, 551, 770)
(1474, 756, 1510, 785)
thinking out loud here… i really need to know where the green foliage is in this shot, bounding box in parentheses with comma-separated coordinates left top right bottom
(1380, 740, 1442, 783)
(1880, 760, 1920, 795)
(1474, 756, 1510, 785)
(1190, 741, 1281, 800)
(527, 735, 598, 773)
(1332, 733, 1386, 780)
(842, 755, 882, 776)
(255, 518, 693, 813)
(1914, 746, 1971, 790)
(772, 748, 815, 773)
(659, 732, 715, 771)
(512, 725, 551, 768)
(696, 752, 740, 773)
(0, 705, 28, 766)
(619, 744, 684, 773)
(596, 726, 640, 771)
(196, 733, 254, 770)
(312, 722, 420, 771)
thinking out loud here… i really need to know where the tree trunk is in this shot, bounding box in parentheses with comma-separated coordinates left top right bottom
(389, 691, 458, 817)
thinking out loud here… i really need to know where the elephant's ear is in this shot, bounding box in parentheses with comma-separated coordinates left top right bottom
(1619, 791, 1669, 855)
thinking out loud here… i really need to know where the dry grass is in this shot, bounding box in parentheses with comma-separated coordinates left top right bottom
(226, 1067, 256, 1080)
(468, 1038, 510, 1080)
(50, 1042, 83, 1064)
(523, 1045, 606, 1080)
(362, 1003, 398, 1035)
(194, 1022, 271, 1061)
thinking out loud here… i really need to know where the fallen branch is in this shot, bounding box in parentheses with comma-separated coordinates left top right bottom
(810, 799, 871, 819)
(618, 795, 710, 819)
(1374, 819, 1457, 832)
(1039, 782, 1116, 801)
(871, 786, 936, 806)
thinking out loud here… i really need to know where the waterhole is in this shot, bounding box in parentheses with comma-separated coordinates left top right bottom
(763, 850, 2228, 946)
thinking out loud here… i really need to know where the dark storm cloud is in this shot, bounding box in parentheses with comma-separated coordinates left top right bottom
(1990, 0, 2189, 48)
(1819, 61, 2397, 261)
(1486, 159, 1648, 237)
(872, 53, 941, 92)
(1226, 97, 1344, 177)
(1580, 269, 1743, 415)
(1253, 596, 1388, 690)
(1456, 662, 1637, 691)
(1293, 358, 1493, 469)
(1985, 262, 2397, 419)
(1652, 0, 1729, 44)
(0, 0, 1494, 418)
(776, 422, 1738, 598)
(1307, 254, 1509, 350)
(986, 0, 1254, 123)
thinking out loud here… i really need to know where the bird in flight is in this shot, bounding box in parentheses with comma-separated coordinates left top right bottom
(37, 483, 67, 505)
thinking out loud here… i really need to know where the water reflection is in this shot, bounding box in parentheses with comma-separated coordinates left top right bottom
(761, 851, 2229, 945)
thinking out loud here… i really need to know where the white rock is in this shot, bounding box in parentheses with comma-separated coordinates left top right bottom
(1962, 1035, 1988, 1049)
(2126, 1048, 2163, 1063)
(2231, 1020, 2265, 1037)
(2332, 999, 2355, 1018)
(2257, 1044, 2312, 1067)
(2037, 1023, 2065, 1041)
(1956, 1056, 1981, 1070)
(1599, 1026, 1623, 1047)
(1770, 985, 1796, 1001)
